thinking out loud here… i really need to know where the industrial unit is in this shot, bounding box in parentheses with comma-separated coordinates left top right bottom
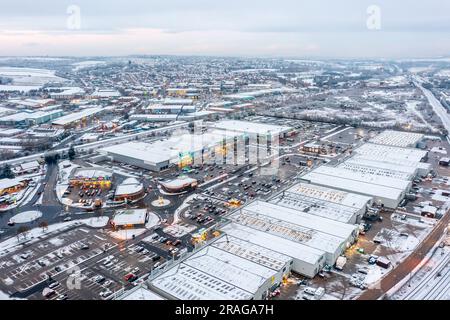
(209, 120, 292, 139)
(52, 106, 105, 128)
(301, 170, 407, 208)
(270, 190, 372, 224)
(369, 130, 424, 148)
(220, 222, 326, 278)
(150, 243, 279, 300)
(100, 130, 240, 171)
(230, 201, 358, 265)
(270, 182, 371, 224)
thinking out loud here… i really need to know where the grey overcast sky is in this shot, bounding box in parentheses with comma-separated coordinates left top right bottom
(0, 0, 449, 58)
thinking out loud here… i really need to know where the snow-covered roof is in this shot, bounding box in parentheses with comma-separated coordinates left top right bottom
(52, 106, 103, 125)
(112, 209, 147, 226)
(369, 130, 424, 148)
(20, 161, 40, 171)
(160, 176, 197, 190)
(243, 201, 357, 239)
(115, 178, 143, 196)
(71, 167, 113, 179)
(311, 165, 411, 191)
(230, 203, 354, 256)
(90, 89, 121, 98)
(151, 263, 253, 300)
(221, 223, 325, 266)
(0, 177, 26, 190)
(337, 162, 413, 180)
(209, 120, 292, 136)
(102, 131, 240, 165)
(183, 246, 276, 294)
(345, 155, 418, 176)
(212, 236, 292, 271)
(354, 143, 427, 163)
(285, 182, 372, 211)
(302, 171, 404, 201)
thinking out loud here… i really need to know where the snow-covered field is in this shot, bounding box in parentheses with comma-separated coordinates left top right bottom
(9, 210, 42, 224)
(0, 67, 66, 92)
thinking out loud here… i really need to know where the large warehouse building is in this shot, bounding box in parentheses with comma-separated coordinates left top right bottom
(369, 130, 424, 148)
(209, 120, 292, 139)
(301, 169, 408, 208)
(270, 182, 372, 224)
(229, 201, 358, 266)
(221, 222, 326, 278)
(100, 130, 240, 171)
(149, 241, 282, 300)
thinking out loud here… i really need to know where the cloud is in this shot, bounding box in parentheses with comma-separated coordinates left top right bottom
(0, 0, 448, 57)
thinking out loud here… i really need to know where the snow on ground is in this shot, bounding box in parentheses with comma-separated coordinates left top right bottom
(145, 212, 160, 229)
(430, 146, 447, 155)
(0, 217, 111, 257)
(47, 237, 65, 246)
(391, 213, 437, 228)
(353, 262, 392, 287)
(0, 221, 80, 257)
(58, 160, 80, 184)
(0, 290, 24, 300)
(80, 216, 110, 228)
(9, 210, 42, 224)
(163, 223, 196, 237)
(173, 194, 197, 224)
(431, 189, 450, 202)
(109, 229, 147, 240)
(34, 193, 44, 206)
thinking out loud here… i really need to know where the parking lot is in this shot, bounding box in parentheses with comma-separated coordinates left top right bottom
(0, 226, 112, 295)
(22, 234, 167, 300)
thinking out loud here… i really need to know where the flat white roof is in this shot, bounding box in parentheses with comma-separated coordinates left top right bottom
(337, 162, 413, 180)
(115, 178, 143, 196)
(355, 143, 427, 163)
(151, 263, 253, 300)
(345, 155, 418, 176)
(302, 171, 403, 201)
(72, 167, 112, 179)
(221, 223, 324, 266)
(311, 166, 411, 191)
(244, 201, 357, 238)
(160, 176, 197, 189)
(112, 209, 147, 226)
(145, 104, 196, 111)
(102, 131, 240, 165)
(20, 161, 40, 170)
(232, 203, 354, 255)
(52, 106, 103, 125)
(285, 182, 371, 211)
(370, 130, 424, 147)
(271, 193, 359, 224)
(212, 236, 292, 271)
(210, 120, 292, 136)
(184, 246, 276, 294)
(0, 177, 26, 190)
(91, 89, 121, 98)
